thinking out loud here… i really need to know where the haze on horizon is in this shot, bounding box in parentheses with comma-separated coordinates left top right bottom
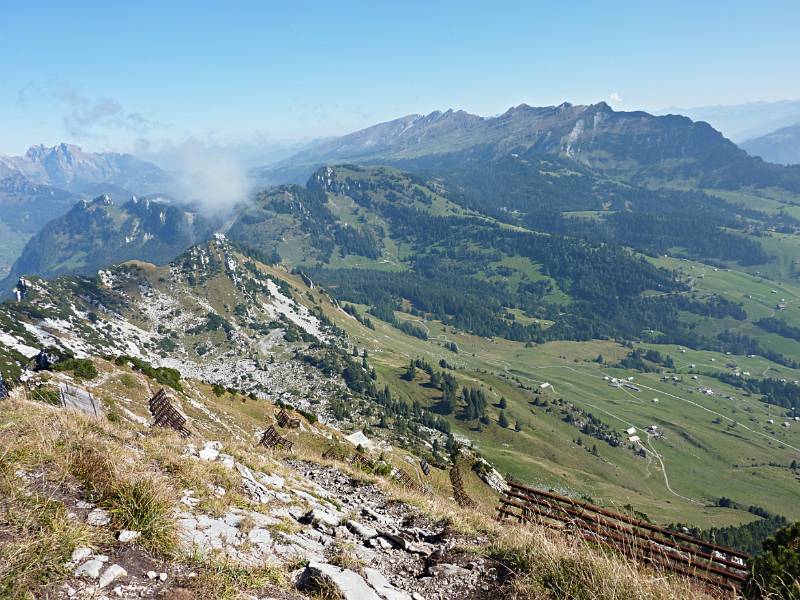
(1, 0, 799, 159)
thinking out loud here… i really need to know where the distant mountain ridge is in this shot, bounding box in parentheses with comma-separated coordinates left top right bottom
(1, 194, 214, 291)
(255, 102, 800, 192)
(0, 143, 170, 195)
(741, 123, 800, 165)
(0, 174, 80, 234)
(656, 100, 800, 142)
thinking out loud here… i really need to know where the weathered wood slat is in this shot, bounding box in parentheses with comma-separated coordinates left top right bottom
(259, 424, 293, 452)
(148, 388, 191, 437)
(276, 408, 301, 429)
(450, 464, 476, 508)
(497, 480, 750, 590)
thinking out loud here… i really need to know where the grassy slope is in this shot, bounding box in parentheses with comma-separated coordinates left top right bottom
(316, 288, 800, 527)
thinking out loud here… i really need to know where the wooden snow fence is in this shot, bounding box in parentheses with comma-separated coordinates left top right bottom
(497, 480, 750, 592)
(420, 458, 430, 476)
(322, 445, 348, 462)
(321, 445, 431, 496)
(450, 464, 476, 508)
(276, 407, 301, 429)
(258, 424, 293, 452)
(23, 381, 101, 418)
(322, 445, 371, 471)
(394, 468, 431, 496)
(148, 388, 191, 437)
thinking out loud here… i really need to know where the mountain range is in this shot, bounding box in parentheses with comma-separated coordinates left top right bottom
(656, 99, 800, 142)
(0, 143, 170, 195)
(254, 102, 800, 192)
(4, 102, 800, 545)
(0, 143, 172, 278)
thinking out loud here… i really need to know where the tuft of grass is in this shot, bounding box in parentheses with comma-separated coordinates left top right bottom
(68, 437, 178, 555)
(181, 559, 286, 599)
(325, 541, 363, 574)
(108, 477, 176, 554)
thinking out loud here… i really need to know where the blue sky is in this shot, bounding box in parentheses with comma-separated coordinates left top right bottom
(1, 0, 798, 155)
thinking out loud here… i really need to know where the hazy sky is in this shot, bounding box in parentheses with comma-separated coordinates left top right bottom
(2, 0, 799, 155)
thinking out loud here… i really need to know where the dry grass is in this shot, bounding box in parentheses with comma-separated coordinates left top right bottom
(488, 527, 716, 600)
(325, 541, 364, 573)
(0, 374, 724, 600)
(0, 400, 178, 557)
(179, 558, 286, 599)
(0, 482, 101, 598)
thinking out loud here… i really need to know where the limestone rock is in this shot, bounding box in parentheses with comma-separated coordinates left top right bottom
(99, 564, 127, 588)
(364, 567, 413, 600)
(428, 563, 471, 578)
(118, 529, 140, 543)
(236, 462, 272, 503)
(86, 508, 110, 526)
(299, 508, 342, 528)
(70, 547, 93, 564)
(198, 441, 221, 461)
(347, 519, 378, 540)
(298, 562, 381, 600)
(75, 559, 104, 579)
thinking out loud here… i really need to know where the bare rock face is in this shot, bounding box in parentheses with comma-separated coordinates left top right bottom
(298, 562, 382, 600)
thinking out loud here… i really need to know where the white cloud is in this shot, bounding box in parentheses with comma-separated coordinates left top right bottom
(608, 92, 623, 104)
(156, 138, 253, 216)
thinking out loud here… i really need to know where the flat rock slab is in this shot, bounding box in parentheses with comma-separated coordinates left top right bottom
(299, 562, 382, 600)
(364, 567, 412, 600)
(347, 519, 378, 540)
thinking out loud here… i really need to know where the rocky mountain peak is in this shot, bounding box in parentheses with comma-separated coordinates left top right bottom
(82, 194, 113, 209)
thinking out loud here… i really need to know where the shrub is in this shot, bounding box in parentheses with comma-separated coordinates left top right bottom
(54, 358, 98, 380)
(115, 355, 182, 391)
(745, 522, 800, 599)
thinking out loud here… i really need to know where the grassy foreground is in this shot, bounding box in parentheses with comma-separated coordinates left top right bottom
(0, 362, 719, 600)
